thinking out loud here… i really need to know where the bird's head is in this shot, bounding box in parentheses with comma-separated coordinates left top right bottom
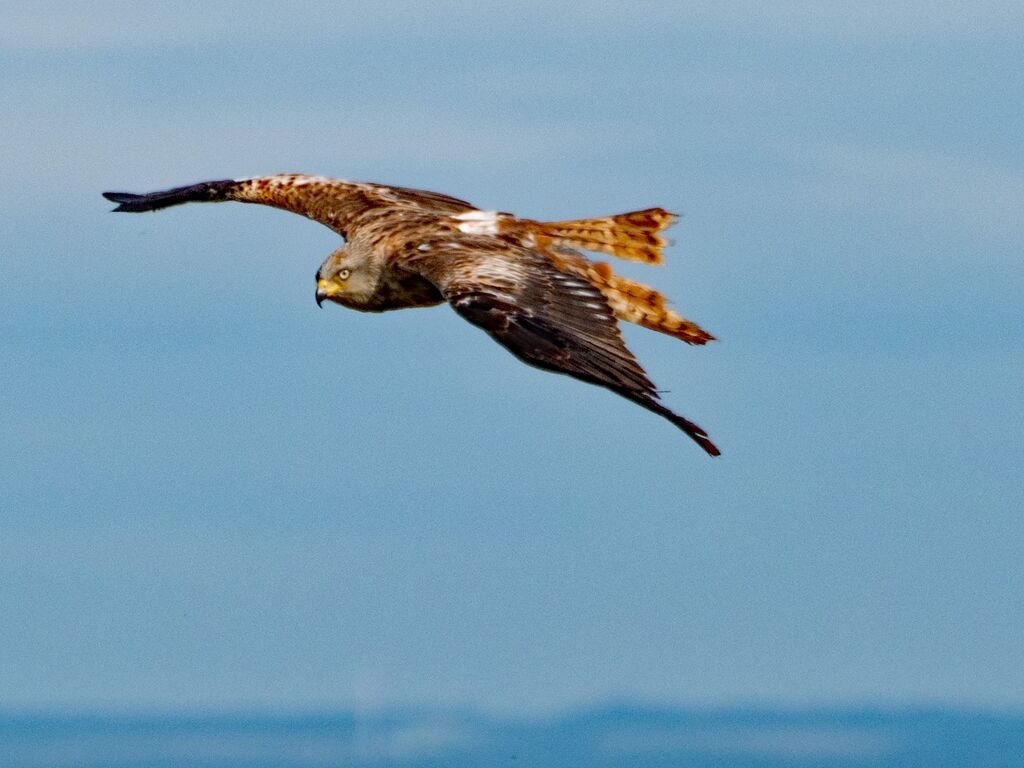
(315, 245, 378, 308)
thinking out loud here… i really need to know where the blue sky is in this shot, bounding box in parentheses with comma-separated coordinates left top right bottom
(1, 2, 1022, 714)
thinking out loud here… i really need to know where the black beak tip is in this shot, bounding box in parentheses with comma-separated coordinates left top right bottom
(315, 292, 325, 308)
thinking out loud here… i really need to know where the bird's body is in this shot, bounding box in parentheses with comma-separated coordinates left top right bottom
(104, 174, 720, 456)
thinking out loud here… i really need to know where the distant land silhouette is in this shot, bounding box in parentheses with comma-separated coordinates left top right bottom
(2, 705, 1021, 767)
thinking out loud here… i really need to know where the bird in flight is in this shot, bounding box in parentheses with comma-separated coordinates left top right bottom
(103, 174, 720, 456)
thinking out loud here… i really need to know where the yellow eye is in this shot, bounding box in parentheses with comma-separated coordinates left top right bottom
(338, 268, 351, 280)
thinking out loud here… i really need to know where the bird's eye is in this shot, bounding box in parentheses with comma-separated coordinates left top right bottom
(338, 268, 351, 280)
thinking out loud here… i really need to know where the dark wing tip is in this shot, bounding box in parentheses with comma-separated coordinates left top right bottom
(669, 411, 721, 457)
(102, 180, 238, 212)
(102, 191, 149, 212)
(632, 393, 721, 457)
(695, 433, 722, 457)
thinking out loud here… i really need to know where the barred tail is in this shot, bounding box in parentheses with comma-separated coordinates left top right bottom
(102, 179, 239, 212)
(540, 207, 677, 264)
(585, 262, 715, 345)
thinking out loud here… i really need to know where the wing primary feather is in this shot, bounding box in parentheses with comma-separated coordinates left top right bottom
(448, 290, 719, 456)
(102, 180, 238, 212)
(615, 389, 721, 457)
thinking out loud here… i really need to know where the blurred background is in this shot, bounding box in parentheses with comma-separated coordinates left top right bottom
(1, 2, 1022, 765)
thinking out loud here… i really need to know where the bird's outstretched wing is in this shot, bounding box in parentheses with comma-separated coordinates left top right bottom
(102, 174, 476, 238)
(398, 236, 720, 456)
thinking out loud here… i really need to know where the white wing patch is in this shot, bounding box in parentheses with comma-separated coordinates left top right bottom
(452, 210, 501, 235)
(281, 174, 338, 187)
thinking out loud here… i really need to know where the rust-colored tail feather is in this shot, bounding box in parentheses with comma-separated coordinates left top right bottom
(584, 262, 715, 345)
(540, 207, 677, 264)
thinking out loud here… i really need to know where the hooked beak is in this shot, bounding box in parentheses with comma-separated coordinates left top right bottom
(315, 278, 331, 308)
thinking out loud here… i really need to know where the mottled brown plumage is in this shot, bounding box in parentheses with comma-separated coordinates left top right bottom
(103, 173, 719, 456)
